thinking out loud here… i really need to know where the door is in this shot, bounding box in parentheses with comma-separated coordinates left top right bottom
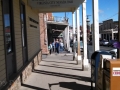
(20, 3, 28, 63)
(2, 0, 16, 79)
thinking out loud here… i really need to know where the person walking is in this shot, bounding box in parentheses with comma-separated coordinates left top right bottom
(52, 41, 55, 52)
(48, 42, 52, 54)
(55, 39, 60, 54)
(60, 41, 64, 52)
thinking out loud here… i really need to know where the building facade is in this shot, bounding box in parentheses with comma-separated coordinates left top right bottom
(99, 19, 118, 41)
(0, 0, 42, 90)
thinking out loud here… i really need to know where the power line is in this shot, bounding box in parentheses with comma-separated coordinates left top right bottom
(100, 13, 118, 22)
(106, 13, 118, 20)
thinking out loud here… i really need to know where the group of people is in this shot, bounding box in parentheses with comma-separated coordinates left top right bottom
(48, 39, 64, 54)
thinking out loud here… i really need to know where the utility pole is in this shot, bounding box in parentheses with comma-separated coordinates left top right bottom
(87, 15, 91, 19)
(65, 12, 66, 20)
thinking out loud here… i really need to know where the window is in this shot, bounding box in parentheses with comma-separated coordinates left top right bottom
(2, 0, 16, 79)
(2, 0, 13, 54)
(20, 2, 28, 63)
(21, 4, 26, 47)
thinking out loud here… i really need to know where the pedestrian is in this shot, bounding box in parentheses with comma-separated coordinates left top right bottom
(48, 42, 52, 54)
(60, 41, 64, 51)
(55, 39, 60, 54)
(52, 41, 55, 52)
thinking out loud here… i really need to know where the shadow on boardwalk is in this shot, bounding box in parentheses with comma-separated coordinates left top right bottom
(49, 82, 92, 90)
(19, 53, 93, 90)
(33, 69, 91, 82)
(21, 83, 48, 90)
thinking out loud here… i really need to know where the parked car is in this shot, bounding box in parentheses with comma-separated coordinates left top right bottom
(106, 49, 117, 59)
(107, 40, 117, 47)
(109, 49, 117, 58)
(100, 39, 109, 46)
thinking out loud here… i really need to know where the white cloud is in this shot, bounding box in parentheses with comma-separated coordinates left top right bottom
(99, 9, 104, 14)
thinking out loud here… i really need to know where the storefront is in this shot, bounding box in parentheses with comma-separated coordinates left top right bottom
(0, 0, 85, 89)
(0, 0, 42, 89)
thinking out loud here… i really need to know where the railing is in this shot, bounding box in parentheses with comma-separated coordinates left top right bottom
(47, 16, 68, 23)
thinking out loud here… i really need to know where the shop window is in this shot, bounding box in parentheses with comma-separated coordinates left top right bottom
(2, 0, 13, 54)
(2, 0, 16, 79)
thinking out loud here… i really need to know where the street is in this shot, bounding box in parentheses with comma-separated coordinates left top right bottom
(87, 45, 114, 59)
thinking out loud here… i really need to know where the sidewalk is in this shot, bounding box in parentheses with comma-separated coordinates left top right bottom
(19, 53, 92, 90)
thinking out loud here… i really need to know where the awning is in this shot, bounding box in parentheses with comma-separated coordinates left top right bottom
(28, 0, 85, 12)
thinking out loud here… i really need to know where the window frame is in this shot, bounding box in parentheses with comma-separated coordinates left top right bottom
(1, 0, 17, 80)
(20, 2, 27, 47)
(20, 0, 28, 64)
(2, 0, 15, 54)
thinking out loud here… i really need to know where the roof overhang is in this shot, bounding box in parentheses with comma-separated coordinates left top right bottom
(28, 0, 85, 12)
(47, 23, 68, 30)
(47, 21, 68, 25)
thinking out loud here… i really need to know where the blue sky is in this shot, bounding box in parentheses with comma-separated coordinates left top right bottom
(53, 0, 118, 26)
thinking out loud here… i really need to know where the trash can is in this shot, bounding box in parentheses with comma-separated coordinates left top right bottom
(103, 59, 120, 90)
(91, 50, 111, 90)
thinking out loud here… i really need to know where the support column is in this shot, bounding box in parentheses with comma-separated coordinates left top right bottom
(44, 14, 49, 53)
(92, 0, 99, 51)
(63, 30, 66, 48)
(103, 34, 104, 39)
(67, 25, 70, 52)
(111, 29, 114, 40)
(109, 34, 110, 41)
(76, 7, 82, 64)
(82, 0, 89, 70)
(72, 12, 77, 60)
(102, 34, 103, 40)
(65, 27, 68, 49)
(106, 34, 107, 40)
(117, 0, 120, 58)
(103, 34, 105, 39)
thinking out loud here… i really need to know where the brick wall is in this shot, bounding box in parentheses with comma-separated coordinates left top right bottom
(39, 13, 53, 54)
(39, 13, 49, 54)
(47, 13, 53, 21)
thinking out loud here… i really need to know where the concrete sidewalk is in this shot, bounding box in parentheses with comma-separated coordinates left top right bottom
(19, 53, 93, 90)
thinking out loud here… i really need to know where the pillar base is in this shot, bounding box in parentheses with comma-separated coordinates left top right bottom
(76, 55, 82, 65)
(73, 53, 77, 60)
(82, 59, 89, 71)
(73, 56, 75, 60)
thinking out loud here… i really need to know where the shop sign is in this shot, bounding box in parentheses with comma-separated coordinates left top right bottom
(112, 67, 120, 76)
(28, 0, 80, 8)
